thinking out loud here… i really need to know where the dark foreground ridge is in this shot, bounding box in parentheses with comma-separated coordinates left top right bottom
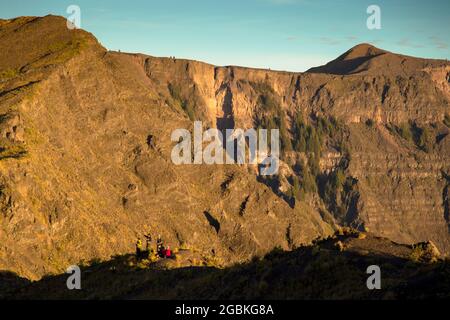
(2, 231, 449, 300)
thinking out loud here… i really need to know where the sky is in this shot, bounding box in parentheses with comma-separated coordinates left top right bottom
(1, 0, 449, 71)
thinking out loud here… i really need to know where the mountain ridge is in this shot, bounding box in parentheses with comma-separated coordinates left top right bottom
(2, 15, 447, 74)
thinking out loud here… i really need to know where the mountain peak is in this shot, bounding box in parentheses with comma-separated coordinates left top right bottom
(307, 42, 447, 75)
(338, 43, 386, 61)
(306, 43, 388, 75)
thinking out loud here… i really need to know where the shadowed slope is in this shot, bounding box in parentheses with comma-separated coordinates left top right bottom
(3, 232, 449, 300)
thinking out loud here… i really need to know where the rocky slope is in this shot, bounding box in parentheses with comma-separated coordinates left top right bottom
(0, 15, 449, 281)
(0, 15, 332, 280)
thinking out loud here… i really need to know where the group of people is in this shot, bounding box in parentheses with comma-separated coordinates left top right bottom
(135, 233, 173, 261)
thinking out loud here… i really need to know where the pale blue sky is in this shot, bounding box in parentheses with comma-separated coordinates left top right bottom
(1, 0, 449, 71)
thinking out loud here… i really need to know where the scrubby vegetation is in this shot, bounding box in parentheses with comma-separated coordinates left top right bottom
(317, 169, 360, 225)
(287, 161, 317, 201)
(0, 68, 18, 80)
(0, 142, 27, 160)
(410, 241, 441, 263)
(321, 168, 346, 206)
(292, 113, 321, 154)
(288, 113, 349, 203)
(292, 159, 317, 199)
(389, 122, 434, 152)
(167, 82, 208, 121)
(246, 81, 356, 216)
(251, 81, 292, 153)
(396, 122, 413, 141)
(411, 123, 433, 152)
(28, 37, 91, 71)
